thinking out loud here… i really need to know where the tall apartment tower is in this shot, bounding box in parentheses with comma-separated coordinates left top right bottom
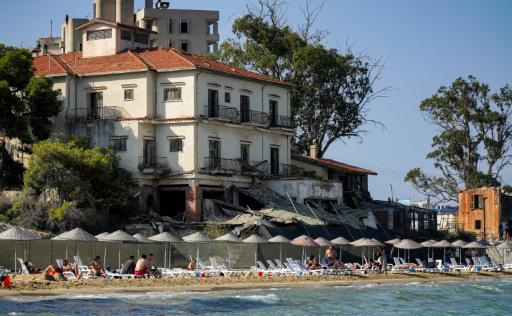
(135, 0, 219, 54)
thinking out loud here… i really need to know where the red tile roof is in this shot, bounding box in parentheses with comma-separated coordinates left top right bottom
(32, 47, 290, 87)
(292, 154, 377, 175)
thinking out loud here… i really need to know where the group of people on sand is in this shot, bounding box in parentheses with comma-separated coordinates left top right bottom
(305, 246, 389, 272)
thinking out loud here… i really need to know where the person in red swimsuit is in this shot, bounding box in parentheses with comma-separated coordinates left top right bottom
(134, 254, 148, 276)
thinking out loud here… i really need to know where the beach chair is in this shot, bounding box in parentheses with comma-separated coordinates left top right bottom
(17, 258, 30, 275)
(274, 259, 287, 270)
(159, 267, 195, 279)
(210, 257, 239, 277)
(390, 257, 406, 273)
(471, 257, 484, 272)
(267, 260, 293, 276)
(449, 258, 469, 272)
(294, 260, 324, 275)
(256, 261, 274, 276)
(105, 270, 137, 280)
(465, 258, 474, 270)
(478, 256, 498, 272)
(56, 259, 64, 268)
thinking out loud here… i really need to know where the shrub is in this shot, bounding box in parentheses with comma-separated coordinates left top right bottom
(48, 201, 74, 221)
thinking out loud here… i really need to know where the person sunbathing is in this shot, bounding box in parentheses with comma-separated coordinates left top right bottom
(187, 259, 197, 271)
(306, 255, 319, 270)
(43, 264, 64, 281)
(135, 254, 148, 276)
(325, 246, 337, 267)
(25, 261, 38, 274)
(89, 256, 106, 278)
(121, 256, 136, 275)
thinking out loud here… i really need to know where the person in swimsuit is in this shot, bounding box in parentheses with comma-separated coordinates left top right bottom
(306, 255, 318, 269)
(89, 256, 106, 278)
(325, 246, 337, 267)
(135, 254, 148, 276)
(187, 259, 197, 271)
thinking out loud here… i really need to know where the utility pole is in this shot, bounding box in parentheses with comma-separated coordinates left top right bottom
(50, 20, 53, 38)
(389, 184, 394, 202)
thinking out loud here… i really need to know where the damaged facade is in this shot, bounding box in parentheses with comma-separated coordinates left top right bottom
(458, 187, 512, 240)
(30, 0, 438, 239)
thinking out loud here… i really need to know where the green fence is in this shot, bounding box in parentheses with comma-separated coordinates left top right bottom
(0, 240, 375, 272)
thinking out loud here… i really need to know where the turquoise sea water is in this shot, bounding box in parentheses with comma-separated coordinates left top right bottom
(0, 279, 511, 315)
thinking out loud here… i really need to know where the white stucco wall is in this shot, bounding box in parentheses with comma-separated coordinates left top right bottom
(155, 70, 196, 118)
(155, 124, 195, 173)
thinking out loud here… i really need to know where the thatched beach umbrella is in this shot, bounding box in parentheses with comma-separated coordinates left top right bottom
(95, 232, 110, 239)
(268, 235, 290, 263)
(462, 240, 488, 261)
(350, 238, 383, 264)
(183, 232, 211, 265)
(292, 235, 320, 262)
(432, 240, 453, 265)
(149, 232, 181, 269)
(395, 239, 422, 263)
(385, 238, 401, 258)
(314, 237, 333, 262)
(52, 228, 97, 260)
(243, 234, 268, 267)
(0, 227, 41, 272)
(496, 241, 512, 265)
(132, 233, 152, 259)
(451, 240, 468, 264)
(215, 232, 242, 269)
(331, 236, 351, 261)
(420, 240, 437, 263)
(102, 230, 138, 269)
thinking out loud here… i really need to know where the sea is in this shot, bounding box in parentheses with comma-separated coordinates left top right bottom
(0, 279, 510, 315)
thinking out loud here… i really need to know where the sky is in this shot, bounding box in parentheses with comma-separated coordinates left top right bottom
(1, 0, 511, 202)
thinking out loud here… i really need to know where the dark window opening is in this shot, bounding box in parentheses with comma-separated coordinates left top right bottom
(475, 220, 482, 230)
(121, 30, 132, 41)
(180, 40, 188, 52)
(208, 89, 219, 116)
(240, 95, 250, 122)
(87, 29, 112, 41)
(134, 32, 149, 44)
(270, 147, 279, 175)
(240, 144, 250, 162)
(225, 92, 231, 103)
(269, 100, 278, 125)
(111, 137, 127, 152)
(159, 189, 186, 219)
(169, 138, 183, 152)
(180, 19, 189, 33)
(470, 194, 484, 209)
(238, 191, 265, 210)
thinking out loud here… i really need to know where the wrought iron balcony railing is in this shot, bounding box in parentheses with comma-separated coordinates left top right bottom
(240, 160, 268, 175)
(203, 105, 240, 122)
(248, 110, 270, 125)
(270, 163, 305, 177)
(65, 106, 130, 122)
(202, 157, 241, 174)
(138, 156, 171, 174)
(270, 115, 293, 128)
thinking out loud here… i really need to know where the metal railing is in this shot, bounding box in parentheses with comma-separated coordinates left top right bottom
(270, 115, 293, 128)
(65, 106, 130, 121)
(241, 160, 268, 175)
(249, 110, 270, 125)
(138, 156, 171, 174)
(202, 157, 241, 174)
(270, 163, 305, 177)
(203, 105, 240, 122)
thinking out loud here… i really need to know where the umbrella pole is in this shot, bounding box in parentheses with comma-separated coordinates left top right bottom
(14, 244, 17, 273)
(228, 244, 231, 270)
(66, 243, 68, 261)
(164, 246, 167, 269)
(118, 244, 121, 270)
(169, 243, 172, 269)
(280, 243, 283, 263)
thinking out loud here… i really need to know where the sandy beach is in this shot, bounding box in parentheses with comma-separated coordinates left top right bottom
(2, 272, 511, 298)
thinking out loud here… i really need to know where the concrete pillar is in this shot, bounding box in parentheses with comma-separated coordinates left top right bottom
(116, 0, 123, 23)
(145, 0, 153, 9)
(186, 185, 202, 222)
(95, 0, 104, 19)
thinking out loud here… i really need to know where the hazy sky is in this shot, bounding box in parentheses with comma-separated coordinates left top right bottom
(1, 0, 511, 201)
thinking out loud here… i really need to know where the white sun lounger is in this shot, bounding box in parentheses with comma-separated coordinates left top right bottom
(267, 260, 294, 276)
(449, 257, 469, 272)
(17, 258, 30, 275)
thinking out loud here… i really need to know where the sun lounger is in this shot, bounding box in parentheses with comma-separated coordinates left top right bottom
(390, 257, 406, 273)
(449, 257, 469, 272)
(267, 260, 294, 276)
(471, 257, 484, 272)
(158, 268, 195, 279)
(105, 270, 137, 280)
(210, 257, 241, 277)
(478, 256, 499, 272)
(256, 261, 274, 276)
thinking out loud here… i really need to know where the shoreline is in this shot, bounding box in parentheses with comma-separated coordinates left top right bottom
(1, 272, 511, 298)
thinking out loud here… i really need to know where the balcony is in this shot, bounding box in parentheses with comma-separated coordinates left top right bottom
(270, 163, 305, 178)
(270, 116, 293, 128)
(203, 105, 239, 122)
(65, 106, 130, 122)
(138, 156, 171, 175)
(241, 160, 268, 176)
(202, 157, 241, 175)
(248, 111, 270, 125)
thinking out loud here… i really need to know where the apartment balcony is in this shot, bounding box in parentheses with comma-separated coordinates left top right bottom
(65, 106, 130, 122)
(270, 115, 293, 128)
(203, 105, 240, 122)
(270, 163, 305, 178)
(202, 157, 241, 175)
(138, 156, 171, 175)
(241, 160, 268, 176)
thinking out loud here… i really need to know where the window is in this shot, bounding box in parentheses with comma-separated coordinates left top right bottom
(134, 32, 149, 45)
(146, 20, 153, 31)
(164, 87, 181, 101)
(87, 29, 112, 41)
(180, 40, 188, 52)
(240, 95, 250, 122)
(270, 147, 280, 175)
(111, 137, 127, 152)
(121, 30, 132, 41)
(475, 220, 482, 230)
(269, 100, 278, 125)
(470, 194, 484, 209)
(208, 42, 218, 53)
(224, 92, 231, 103)
(168, 19, 173, 33)
(209, 140, 221, 158)
(240, 144, 250, 162)
(180, 19, 189, 33)
(169, 138, 183, 152)
(168, 39, 173, 48)
(124, 89, 134, 101)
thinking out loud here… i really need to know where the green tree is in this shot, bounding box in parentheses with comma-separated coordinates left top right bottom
(405, 76, 512, 202)
(214, 0, 383, 157)
(24, 139, 133, 211)
(0, 43, 62, 187)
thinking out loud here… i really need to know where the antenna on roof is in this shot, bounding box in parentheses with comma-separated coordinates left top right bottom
(50, 20, 53, 38)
